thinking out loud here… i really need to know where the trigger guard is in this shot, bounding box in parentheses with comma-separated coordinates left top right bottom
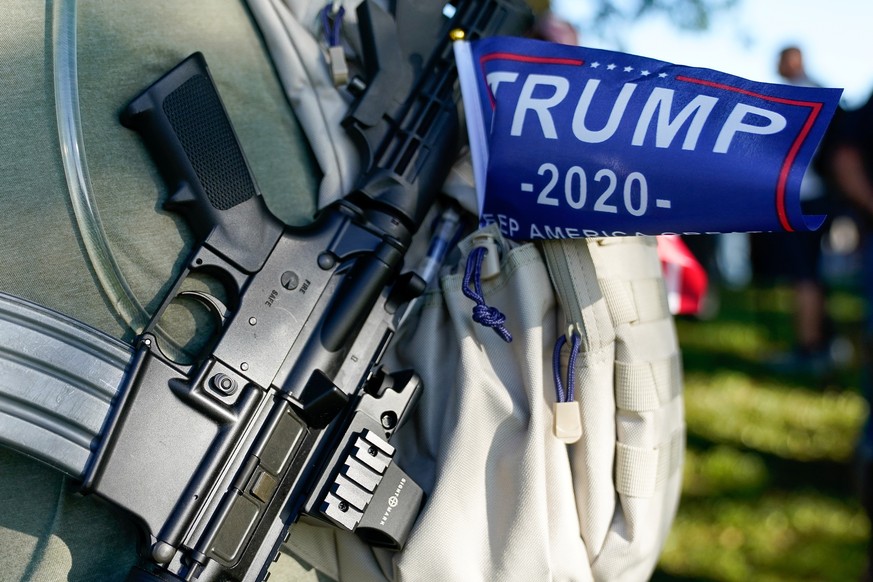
(177, 290, 230, 325)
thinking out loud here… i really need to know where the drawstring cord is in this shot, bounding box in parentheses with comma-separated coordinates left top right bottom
(320, 2, 344, 47)
(462, 246, 512, 343)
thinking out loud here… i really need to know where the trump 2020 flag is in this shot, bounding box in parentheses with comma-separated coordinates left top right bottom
(454, 36, 843, 240)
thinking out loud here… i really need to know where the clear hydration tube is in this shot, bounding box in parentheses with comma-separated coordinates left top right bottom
(52, 0, 149, 334)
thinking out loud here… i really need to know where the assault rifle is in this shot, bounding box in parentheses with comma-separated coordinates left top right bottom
(80, 1, 532, 580)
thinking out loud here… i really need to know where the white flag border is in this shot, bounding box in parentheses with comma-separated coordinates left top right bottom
(453, 39, 489, 219)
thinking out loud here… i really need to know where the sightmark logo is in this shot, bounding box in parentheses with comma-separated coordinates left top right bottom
(379, 477, 407, 526)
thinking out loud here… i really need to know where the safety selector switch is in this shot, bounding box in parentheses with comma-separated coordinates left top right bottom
(320, 429, 423, 550)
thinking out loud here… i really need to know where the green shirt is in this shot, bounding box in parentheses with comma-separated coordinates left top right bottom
(0, 1, 321, 579)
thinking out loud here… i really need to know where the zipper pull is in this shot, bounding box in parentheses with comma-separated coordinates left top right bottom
(321, 2, 348, 86)
(553, 324, 582, 444)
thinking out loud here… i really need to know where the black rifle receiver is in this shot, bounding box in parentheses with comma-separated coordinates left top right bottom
(81, 1, 532, 581)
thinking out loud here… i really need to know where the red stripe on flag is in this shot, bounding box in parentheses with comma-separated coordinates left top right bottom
(480, 53, 585, 67)
(479, 52, 584, 108)
(676, 75, 824, 232)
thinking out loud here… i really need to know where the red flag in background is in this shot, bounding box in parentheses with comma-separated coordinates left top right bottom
(657, 235, 708, 316)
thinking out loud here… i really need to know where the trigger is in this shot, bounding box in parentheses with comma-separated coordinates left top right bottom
(178, 290, 230, 324)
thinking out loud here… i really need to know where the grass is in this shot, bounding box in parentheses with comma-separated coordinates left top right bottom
(652, 283, 871, 581)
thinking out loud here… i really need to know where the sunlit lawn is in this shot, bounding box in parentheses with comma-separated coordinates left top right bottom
(653, 283, 871, 581)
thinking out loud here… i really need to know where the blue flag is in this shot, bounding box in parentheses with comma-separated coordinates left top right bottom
(454, 36, 843, 240)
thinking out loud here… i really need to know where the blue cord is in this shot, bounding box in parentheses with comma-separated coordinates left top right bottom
(553, 329, 581, 403)
(320, 3, 345, 47)
(462, 247, 512, 342)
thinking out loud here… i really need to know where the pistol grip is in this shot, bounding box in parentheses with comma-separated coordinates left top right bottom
(121, 52, 283, 273)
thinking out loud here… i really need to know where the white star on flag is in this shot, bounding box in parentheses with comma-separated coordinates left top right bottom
(590, 62, 600, 68)
(606, 63, 616, 70)
(623, 66, 633, 72)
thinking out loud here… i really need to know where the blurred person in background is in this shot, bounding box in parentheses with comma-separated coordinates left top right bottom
(753, 46, 836, 375)
(833, 89, 873, 582)
(530, 9, 579, 45)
